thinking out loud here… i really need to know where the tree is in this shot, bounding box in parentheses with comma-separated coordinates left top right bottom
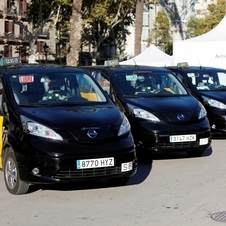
(66, 0, 83, 66)
(185, 0, 226, 39)
(134, 0, 143, 56)
(147, 11, 172, 55)
(81, 0, 136, 63)
(13, 0, 72, 63)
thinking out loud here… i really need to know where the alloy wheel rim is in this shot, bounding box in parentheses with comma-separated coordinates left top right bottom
(5, 158, 17, 189)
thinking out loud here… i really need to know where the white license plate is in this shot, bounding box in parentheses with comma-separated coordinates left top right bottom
(170, 134, 196, 143)
(77, 157, 114, 169)
(121, 162, 133, 172)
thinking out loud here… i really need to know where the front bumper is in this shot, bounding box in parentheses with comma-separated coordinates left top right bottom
(13, 134, 137, 184)
(131, 119, 211, 152)
(207, 108, 226, 136)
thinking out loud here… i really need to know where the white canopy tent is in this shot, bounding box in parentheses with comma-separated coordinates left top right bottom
(173, 16, 226, 69)
(120, 44, 174, 66)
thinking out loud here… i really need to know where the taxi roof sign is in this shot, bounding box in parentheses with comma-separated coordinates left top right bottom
(104, 59, 119, 67)
(0, 57, 20, 67)
(177, 62, 189, 69)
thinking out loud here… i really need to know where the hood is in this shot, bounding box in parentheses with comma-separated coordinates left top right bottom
(126, 95, 202, 123)
(20, 104, 123, 142)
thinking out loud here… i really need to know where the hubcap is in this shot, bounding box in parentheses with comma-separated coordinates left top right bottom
(5, 158, 17, 189)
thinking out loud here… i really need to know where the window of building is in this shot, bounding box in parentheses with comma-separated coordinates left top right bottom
(5, 20, 14, 39)
(4, 45, 12, 57)
(143, 13, 149, 27)
(142, 28, 149, 41)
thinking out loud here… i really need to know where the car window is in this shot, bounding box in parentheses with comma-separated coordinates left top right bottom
(91, 71, 110, 94)
(8, 71, 107, 105)
(187, 71, 226, 91)
(114, 71, 188, 96)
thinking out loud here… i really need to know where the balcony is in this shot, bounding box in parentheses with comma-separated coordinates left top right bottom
(3, 7, 17, 17)
(0, 7, 27, 19)
(0, 32, 29, 44)
(38, 29, 50, 39)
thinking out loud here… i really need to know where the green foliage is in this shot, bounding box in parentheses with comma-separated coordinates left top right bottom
(185, 0, 226, 39)
(81, 0, 136, 60)
(26, 0, 72, 28)
(147, 11, 172, 55)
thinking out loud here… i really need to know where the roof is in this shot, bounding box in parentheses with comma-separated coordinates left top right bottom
(119, 44, 174, 66)
(167, 65, 226, 72)
(82, 64, 171, 73)
(1, 63, 86, 74)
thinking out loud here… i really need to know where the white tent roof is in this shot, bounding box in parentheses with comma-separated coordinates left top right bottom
(120, 44, 174, 66)
(173, 16, 226, 69)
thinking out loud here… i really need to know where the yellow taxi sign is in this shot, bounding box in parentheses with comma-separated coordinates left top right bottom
(177, 62, 188, 69)
(104, 59, 119, 67)
(0, 57, 20, 67)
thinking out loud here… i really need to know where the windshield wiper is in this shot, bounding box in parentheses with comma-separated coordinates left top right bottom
(43, 101, 87, 106)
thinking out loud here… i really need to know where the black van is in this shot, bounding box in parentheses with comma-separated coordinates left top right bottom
(167, 63, 226, 137)
(82, 61, 211, 157)
(0, 57, 137, 195)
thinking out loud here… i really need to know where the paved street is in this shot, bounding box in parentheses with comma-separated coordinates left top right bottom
(0, 139, 226, 226)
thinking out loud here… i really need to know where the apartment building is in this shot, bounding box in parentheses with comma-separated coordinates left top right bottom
(0, 0, 52, 62)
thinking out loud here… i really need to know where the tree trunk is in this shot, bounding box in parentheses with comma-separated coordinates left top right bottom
(134, 0, 143, 56)
(66, 0, 82, 66)
(28, 37, 39, 64)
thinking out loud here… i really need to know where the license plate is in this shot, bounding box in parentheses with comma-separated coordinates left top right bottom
(169, 134, 196, 143)
(121, 162, 133, 172)
(199, 138, 208, 145)
(77, 157, 114, 169)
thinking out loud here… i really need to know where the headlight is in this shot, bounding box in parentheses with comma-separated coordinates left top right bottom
(202, 96, 226, 109)
(127, 103, 160, 122)
(198, 102, 207, 119)
(118, 113, 131, 136)
(20, 115, 63, 141)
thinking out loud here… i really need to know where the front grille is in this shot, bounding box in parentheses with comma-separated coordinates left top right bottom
(55, 166, 121, 179)
(156, 141, 200, 149)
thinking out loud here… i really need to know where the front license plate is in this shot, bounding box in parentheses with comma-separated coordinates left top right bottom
(77, 157, 114, 169)
(170, 134, 196, 143)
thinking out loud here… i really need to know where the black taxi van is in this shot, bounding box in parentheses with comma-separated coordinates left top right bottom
(0, 57, 137, 195)
(167, 63, 226, 137)
(82, 60, 211, 158)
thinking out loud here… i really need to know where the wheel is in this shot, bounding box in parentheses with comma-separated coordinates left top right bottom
(107, 177, 130, 187)
(3, 148, 29, 195)
(186, 149, 205, 157)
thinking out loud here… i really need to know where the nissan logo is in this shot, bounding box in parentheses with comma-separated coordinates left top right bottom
(87, 130, 98, 138)
(177, 114, 185, 120)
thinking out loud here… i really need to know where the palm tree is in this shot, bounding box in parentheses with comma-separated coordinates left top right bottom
(66, 0, 83, 66)
(134, 0, 143, 56)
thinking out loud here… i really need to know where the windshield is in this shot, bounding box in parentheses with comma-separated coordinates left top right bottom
(8, 71, 107, 106)
(115, 71, 188, 97)
(187, 71, 226, 91)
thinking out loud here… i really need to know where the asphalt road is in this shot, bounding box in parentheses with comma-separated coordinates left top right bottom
(0, 139, 226, 226)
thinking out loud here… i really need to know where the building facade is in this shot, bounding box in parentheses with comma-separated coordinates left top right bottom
(0, 0, 53, 62)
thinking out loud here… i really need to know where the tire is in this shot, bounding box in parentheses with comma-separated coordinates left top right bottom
(107, 176, 130, 187)
(186, 149, 205, 157)
(3, 148, 29, 195)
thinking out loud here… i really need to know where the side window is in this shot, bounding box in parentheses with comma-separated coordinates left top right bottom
(93, 71, 110, 94)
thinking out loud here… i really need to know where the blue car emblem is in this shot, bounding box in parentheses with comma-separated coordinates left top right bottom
(87, 130, 98, 138)
(177, 114, 185, 120)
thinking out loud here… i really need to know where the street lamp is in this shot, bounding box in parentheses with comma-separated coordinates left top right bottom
(43, 43, 49, 63)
